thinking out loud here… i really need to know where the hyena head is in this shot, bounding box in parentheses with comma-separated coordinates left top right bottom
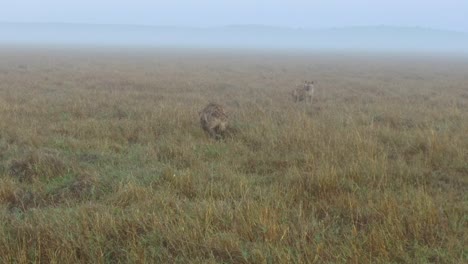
(199, 103, 228, 139)
(304, 81, 315, 92)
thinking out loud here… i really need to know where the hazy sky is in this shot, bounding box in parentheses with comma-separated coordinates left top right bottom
(2, 0, 468, 31)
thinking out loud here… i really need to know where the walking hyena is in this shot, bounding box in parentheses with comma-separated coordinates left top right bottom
(292, 81, 315, 103)
(199, 103, 228, 139)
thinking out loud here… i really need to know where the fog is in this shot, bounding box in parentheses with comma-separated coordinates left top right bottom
(2, 1, 468, 53)
(1, 22, 468, 54)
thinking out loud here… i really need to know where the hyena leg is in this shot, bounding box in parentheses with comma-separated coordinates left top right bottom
(213, 126, 224, 140)
(206, 126, 220, 139)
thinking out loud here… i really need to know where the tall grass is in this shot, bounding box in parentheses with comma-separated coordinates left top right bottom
(0, 48, 466, 263)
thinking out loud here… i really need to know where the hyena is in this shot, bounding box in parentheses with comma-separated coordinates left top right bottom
(199, 103, 228, 139)
(292, 81, 315, 103)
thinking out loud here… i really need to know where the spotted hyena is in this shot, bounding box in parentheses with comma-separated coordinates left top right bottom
(199, 103, 228, 139)
(292, 81, 315, 103)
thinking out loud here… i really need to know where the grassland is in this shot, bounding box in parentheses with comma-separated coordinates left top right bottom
(0, 47, 467, 263)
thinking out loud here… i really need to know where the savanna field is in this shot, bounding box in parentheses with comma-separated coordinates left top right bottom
(0, 47, 467, 263)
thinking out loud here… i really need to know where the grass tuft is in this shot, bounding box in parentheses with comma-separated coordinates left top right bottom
(8, 149, 69, 183)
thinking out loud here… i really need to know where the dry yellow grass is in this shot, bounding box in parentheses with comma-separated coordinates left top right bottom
(0, 47, 467, 263)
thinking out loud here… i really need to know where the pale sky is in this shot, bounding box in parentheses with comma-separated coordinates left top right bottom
(2, 0, 468, 32)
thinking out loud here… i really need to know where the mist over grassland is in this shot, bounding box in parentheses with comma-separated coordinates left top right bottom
(1, 22, 468, 53)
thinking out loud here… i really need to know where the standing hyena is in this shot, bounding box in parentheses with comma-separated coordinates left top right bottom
(199, 103, 228, 139)
(292, 81, 315, 103)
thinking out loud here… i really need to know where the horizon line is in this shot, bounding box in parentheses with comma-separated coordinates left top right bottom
(1, 20, 467, 34)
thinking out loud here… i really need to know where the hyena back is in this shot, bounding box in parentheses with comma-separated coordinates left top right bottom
(199, 103, 228, 139)
(292, 81, 315, 103)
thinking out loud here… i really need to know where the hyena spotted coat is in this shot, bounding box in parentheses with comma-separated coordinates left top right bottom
(199, 103, 228, 139)
(292, 81, 315, 103)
